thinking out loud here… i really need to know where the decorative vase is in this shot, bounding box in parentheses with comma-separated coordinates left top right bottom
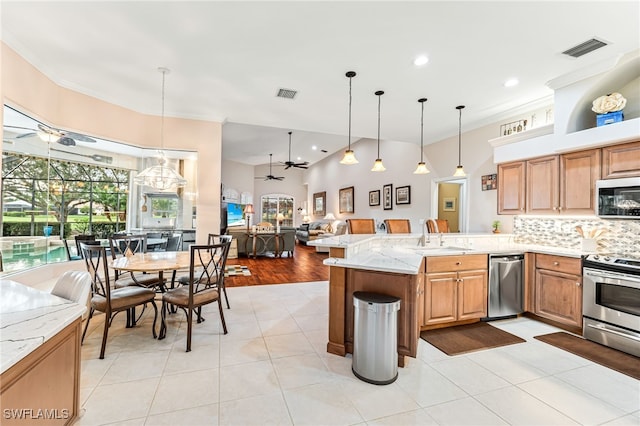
(43, 225, 53, 237)
(492, 229, 500, 234)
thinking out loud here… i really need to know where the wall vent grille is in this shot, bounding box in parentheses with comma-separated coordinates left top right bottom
(276, 88, 297, 99)
(562, 38, 607, 58)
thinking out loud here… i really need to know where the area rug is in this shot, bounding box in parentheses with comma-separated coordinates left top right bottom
(534, 332, 640, 380)
(224, 265, 251, 277)
(420, 322, 526, 356)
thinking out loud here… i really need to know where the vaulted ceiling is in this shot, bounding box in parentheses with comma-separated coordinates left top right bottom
(3, 1, 639, 166)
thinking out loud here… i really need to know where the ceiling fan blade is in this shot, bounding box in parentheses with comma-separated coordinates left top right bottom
(57, 137, 76, 146)
(15, 132, 36, 139)
(65, 132, 96, 143)
(50, 147, 113, 164)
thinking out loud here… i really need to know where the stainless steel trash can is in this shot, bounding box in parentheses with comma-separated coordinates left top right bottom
(352, 291, 401, 385)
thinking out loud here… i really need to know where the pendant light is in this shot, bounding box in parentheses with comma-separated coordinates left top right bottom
(453, 105, 466, 177)
(340, 71, 359, 165)
(371, 90, 386, 172)
(134, 67, 187, 190)
(413, 97, 430, 174)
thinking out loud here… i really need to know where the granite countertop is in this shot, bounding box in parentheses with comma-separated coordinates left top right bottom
(314, 233, 591, 275)
(0, 280, 86, 374)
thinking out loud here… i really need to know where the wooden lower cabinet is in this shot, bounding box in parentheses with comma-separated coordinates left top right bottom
(344, 268, 421, 365)
(533, 254, 583, 329)
(424, 272, 457, 324)
(458, 270, 489, 320)
(422, 255, 488, 327)
(534, 269, 582, 328)
(0, 319, 81, 426)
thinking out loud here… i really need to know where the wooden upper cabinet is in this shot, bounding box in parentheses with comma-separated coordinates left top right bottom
(526, 155, 559, 214)
(602, 141, 640, 179)
(498, 161, 526, 214)
(560, 149, 601, 214)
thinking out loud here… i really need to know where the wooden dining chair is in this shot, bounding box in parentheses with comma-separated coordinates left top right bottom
(426, 218, 450, 233)
(159, 241, 231, 352)
(384, 219, 412, 234)
(346, 218, 376, 234)
(108, 234, 165, 290)
(80, 244, 158, 359)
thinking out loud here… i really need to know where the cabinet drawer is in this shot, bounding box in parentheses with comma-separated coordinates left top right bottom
(426, 254, 487, 273)
(536, 253, 581, 275)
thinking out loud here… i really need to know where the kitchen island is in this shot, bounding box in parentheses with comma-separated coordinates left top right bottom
(0, 280, 86, 425)
(310, 233, 588, 367)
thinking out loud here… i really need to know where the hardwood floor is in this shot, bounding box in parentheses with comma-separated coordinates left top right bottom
(224, 242, 330, 287)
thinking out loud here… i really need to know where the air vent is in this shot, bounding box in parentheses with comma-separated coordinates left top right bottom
(562, 38, 608, 58)
(276, 88, 298, 99)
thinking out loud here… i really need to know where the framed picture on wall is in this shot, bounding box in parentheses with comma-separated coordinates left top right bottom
(443, 197, 456, 212)
(369, 190, 380, 206)
(383, 184, 393, 210)
(396, 185, 411, 205)
(481, 173, 497, 191)
(313, 191, 326, 216)
(339, 186, 355, 214)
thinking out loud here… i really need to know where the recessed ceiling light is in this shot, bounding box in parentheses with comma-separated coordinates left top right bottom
(504, 78, 519, 88)
(312, 145, 317, 150)
(414, 55, 429, 66)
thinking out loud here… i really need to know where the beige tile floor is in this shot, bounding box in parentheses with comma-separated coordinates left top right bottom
(77, 281, 640, 426)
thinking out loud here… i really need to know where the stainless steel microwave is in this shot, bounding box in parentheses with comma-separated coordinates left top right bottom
(596, 177, 640, 218)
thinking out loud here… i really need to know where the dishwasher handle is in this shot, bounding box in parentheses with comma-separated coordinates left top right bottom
(491, 255, 524, 263)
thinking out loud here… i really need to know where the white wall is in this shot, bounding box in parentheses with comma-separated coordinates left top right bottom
(221, 159, 255, 202)
(303, 137, 433, 233)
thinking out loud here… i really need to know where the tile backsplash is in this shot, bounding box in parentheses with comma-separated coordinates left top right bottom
(513, 216, 640, 254)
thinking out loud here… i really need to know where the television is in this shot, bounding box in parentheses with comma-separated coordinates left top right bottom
(225, 202, 246, 228)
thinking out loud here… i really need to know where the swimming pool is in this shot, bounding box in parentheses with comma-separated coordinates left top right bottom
(1, 246, 68, 273)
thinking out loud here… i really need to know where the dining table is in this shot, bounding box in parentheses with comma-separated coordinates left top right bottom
(109, 251, 192, 291)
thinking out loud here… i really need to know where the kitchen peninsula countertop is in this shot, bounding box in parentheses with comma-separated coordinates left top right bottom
(0, 279, 86, 373)
(309, 233, 591, 275)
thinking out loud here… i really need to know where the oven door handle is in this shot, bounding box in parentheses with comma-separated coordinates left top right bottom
(584, 270, 640, 284)
(586, 323, 640, 343)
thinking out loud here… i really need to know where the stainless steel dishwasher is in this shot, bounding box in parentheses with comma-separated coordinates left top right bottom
(485, 253, 525, 320)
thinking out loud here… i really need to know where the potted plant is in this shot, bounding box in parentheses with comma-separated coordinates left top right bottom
(492, 220, 501, 234)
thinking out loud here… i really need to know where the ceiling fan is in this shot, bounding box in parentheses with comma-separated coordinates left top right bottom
(255, 154, 284, 181)
(281, 131, 309, 169)
(5, 123, 97, 146)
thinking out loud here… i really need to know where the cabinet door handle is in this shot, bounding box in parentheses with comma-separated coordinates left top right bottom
(558, 206, 563, 211)
(553, 261, 559, 266)
(576, 282, 581, 287)
(456, 261, 462, 266)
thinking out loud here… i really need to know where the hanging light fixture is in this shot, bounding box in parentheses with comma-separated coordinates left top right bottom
(414, 97, 430, 174)
(453, 105, 466, 177)
(371, 90, 386, 172)
(134, 67, 187, 190)
(340, 71, 359, 165)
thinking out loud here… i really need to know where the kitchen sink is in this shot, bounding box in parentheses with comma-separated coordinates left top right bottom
(411, 246, 468, 255)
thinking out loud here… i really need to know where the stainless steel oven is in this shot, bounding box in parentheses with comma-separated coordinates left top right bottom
(583, 254, 640, 357)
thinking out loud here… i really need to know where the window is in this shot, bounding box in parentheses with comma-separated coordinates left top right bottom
(260, 194, 294, 227)
(1, 153, 129, 273)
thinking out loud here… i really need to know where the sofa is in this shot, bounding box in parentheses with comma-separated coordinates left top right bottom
(227, 226, 296, 257)
(296, 221, 347, 246)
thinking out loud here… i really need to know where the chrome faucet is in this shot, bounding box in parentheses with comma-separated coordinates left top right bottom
(418, 224, 430, 246)
(438, 233, 444, 246)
